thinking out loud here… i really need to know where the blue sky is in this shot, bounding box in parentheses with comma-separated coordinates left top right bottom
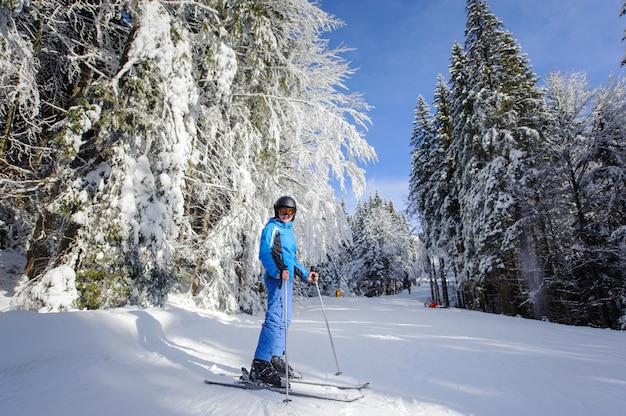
(319, 0, 626, 213)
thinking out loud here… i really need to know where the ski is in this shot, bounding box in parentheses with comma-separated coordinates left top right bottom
(203, 379, 364, 403)
(291, 379, 370, 390)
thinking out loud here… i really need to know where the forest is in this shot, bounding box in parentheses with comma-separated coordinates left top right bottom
(0, 0, 624, 329)
(408, 1, 626, 328)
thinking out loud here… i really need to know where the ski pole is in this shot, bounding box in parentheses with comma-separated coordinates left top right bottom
(282, 266, 291, 403)
(312, 269, 342, 376)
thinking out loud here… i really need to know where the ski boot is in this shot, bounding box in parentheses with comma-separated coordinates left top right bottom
(271, 355, 302, 379)
(249, 359, 283, 387)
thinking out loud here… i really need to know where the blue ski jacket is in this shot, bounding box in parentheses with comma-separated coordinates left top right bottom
(258, 217, 308, 282)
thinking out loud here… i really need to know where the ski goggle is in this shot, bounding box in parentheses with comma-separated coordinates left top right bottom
(278, 207, 295, 216)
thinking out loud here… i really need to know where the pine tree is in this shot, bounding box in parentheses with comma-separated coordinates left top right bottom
(408, 95, 436, 234)
(348, 193, 418, 297)
(412, 0, 548, 316)
(543, 72, 626, 327)
(582, 76, 626, 327)
(408, 0, 625, 327)
(408, 77, 456, 307)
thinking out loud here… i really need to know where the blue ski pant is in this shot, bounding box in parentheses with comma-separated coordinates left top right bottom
(254, 274, 292, 362)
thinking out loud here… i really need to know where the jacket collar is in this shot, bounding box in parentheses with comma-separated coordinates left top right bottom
(271, 217, 293, 229)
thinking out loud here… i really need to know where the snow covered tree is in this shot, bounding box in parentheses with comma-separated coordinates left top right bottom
(3, 0, 376, 312)
(542, 72, 626, 328)
(177, 0, 375, 313)
(408, 95, 436, 239)
(459, 0, 550, 316)
(409, 1, 625, 328)
(311, 233, 356, 297)
(581, 76, 626, 328)
(347, 193, 418, 297)
(2, 0, 144, 310)
(408, 78, 456, 307)
(410, 0, 549, 317)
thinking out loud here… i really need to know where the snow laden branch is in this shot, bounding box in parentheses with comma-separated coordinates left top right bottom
(5, 0, 377, 314)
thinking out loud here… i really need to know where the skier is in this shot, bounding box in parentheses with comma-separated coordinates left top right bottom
(249, 196, 319, 387)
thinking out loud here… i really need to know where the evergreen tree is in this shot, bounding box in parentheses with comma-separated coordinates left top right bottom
(543, 72, 626, 327)
(409, 78, 456, 307)
(348, 193, 418, 297)
(408, 95, 436, 236)
(427, 76, 457, 307)
(449, 0, 548, 316)
(582, 77, 626, 328)
(409, 1, 625, 327)
(410, 0, 548, 317)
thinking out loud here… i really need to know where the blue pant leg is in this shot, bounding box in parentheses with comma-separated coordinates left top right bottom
(271, 279, 292, 356)
(254, 276, 286, 361)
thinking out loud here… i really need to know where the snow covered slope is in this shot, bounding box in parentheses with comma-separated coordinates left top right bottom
(1, 290, 625, 415)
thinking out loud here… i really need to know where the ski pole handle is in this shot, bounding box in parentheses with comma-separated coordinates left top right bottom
(278, 265, 288, 289)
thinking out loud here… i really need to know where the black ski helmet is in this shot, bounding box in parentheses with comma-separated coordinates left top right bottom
(273, 196, 297, 220)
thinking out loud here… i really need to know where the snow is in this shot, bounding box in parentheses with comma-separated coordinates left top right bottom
(26, 265, 78, 312)
(1, 273, 625, 415)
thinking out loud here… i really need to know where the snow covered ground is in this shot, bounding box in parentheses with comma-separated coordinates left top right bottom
(1, 271, 626, 416)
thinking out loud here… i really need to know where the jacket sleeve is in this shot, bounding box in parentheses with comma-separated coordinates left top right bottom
(294, 260, 309, 281)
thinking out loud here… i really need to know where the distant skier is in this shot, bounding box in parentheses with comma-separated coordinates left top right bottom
(403, 276, 411, 294)
(249, 196, 318, 387)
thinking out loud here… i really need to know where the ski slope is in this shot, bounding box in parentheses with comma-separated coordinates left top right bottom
(1, 287, 625, 415)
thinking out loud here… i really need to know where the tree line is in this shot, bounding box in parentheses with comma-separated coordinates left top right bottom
(408, 0, 626, 329)
(312, 193, 418, 299)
